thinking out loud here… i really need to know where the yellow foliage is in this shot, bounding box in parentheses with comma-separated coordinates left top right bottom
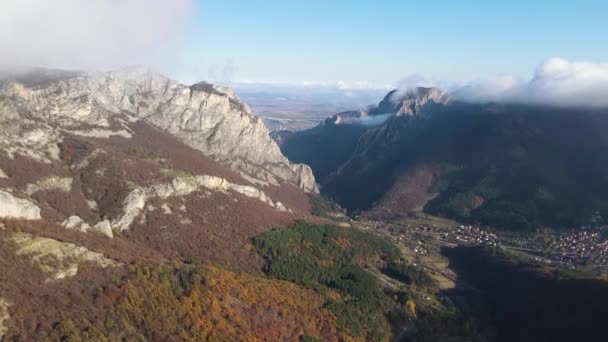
(406, 299, 417, 319)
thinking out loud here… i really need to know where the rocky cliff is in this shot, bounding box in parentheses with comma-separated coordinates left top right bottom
(0, 67, 315, 288)
(0, 67, 318, 192)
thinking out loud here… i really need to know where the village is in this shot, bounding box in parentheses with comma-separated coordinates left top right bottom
(358, 217, 608, 273)
(542, 230, 608, 270)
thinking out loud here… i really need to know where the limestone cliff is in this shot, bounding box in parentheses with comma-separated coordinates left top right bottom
(0, 68, 318, 192)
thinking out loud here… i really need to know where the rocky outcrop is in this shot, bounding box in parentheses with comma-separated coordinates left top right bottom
(10, 232, 119, 280)
(0, 68, 317, 192)
(25, 176, 72, 195)
(111, 188, 147, 233)
(67, 128, 132, 139)
(290, 163, 318, 192)
(61, 216, 113, 238)
(0, 190, 41, 220)
(112, 175, 288, 232)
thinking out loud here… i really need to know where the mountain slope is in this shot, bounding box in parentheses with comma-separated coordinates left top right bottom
(0, 68, 322, 339)
(280, 88, 608, 230)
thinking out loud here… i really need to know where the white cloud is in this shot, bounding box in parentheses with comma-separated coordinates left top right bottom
(395, 74, 435, 91)
(0, 0, 195, 71)
(452, 58, 608, 107)
(390, 73, 460, 103)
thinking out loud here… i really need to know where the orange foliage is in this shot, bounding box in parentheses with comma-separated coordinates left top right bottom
(195, 266, 350, 341)
(51, 263, 361, 341)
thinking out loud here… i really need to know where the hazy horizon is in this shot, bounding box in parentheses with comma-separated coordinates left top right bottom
(2, 1, 608, 106)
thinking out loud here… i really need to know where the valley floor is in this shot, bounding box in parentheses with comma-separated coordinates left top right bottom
(342, 211, 608, 342)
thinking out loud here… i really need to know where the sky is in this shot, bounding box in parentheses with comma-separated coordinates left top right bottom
(1, 0, 608, 105)
(184, 0, 608, 86)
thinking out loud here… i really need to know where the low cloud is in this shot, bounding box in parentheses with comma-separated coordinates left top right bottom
(395, 74, 436, 92)
(452, 58, 608, 107)
(354, 113, 392, 126)
(0, 0, 195, 71)
(390, 73, 452, 103)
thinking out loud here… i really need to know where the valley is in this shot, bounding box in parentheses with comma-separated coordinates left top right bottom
(332, 210, 608, 342)
(274, 83, 608, 340)
(3, 2, 608, 341)
(0, 67, 606, 341)
(0, 68, 486, 341)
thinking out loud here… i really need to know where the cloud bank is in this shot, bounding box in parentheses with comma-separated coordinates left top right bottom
(452, 58, 608, 107)
(0, 0, 195, 71)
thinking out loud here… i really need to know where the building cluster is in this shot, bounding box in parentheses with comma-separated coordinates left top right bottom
(411, 239, 429, 255)
(412, 225, 449, 235)
(545, 230, 608, 267)
(361, 215, 608, 273)
(451, 225, 499, 246)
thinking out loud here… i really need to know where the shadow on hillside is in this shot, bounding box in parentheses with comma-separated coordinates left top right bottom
(441, 246, 608, 342)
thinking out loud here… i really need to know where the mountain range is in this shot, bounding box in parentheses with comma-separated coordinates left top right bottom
(278, 87, 608, 230)
(2, 67, 608, 340)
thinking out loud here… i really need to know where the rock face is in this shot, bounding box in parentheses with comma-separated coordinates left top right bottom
(0, 190, 41, 220)
(25, 176, 73, 195)
(0, 68, 317, 192)
(61, 216, 114, 238)
(112, 175, 288, 232)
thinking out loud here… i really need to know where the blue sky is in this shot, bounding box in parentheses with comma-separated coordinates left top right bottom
(2, 0, 607, 91)
(172, 0, 608, 86)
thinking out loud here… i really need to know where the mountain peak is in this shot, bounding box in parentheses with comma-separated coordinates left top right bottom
(372, 86, 450, 117)
(398, 86, 445, 101)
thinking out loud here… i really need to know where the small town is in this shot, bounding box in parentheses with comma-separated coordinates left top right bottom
(361, 217, 608, 273)
(543, 230, 608, 269)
